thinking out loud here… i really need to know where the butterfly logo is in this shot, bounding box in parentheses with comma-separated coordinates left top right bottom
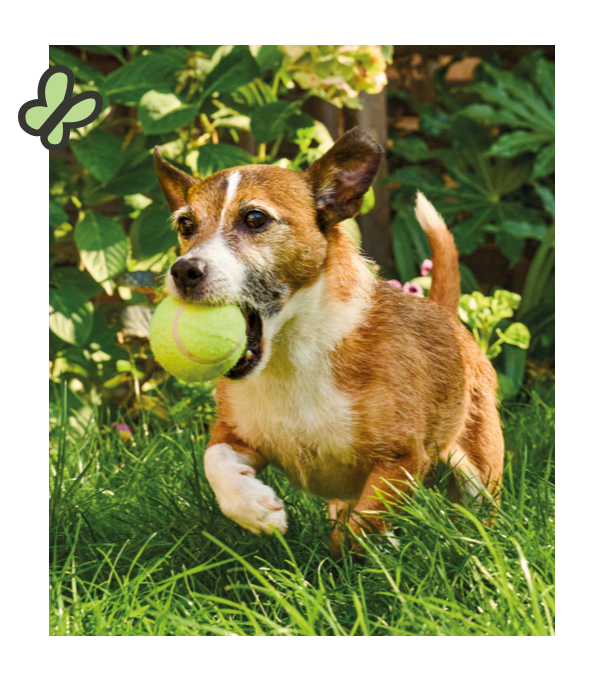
(18, 65, 103, 151)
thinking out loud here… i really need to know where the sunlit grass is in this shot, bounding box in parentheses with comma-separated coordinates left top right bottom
(49, 381, 554, 636)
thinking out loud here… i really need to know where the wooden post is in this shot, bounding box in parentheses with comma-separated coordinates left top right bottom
(346, 89, 393, 275)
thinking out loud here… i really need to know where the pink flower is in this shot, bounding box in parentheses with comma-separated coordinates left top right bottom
(388, 279, 403, 289)
(402, 282, 424, 297)
(421, 259, 433, 277)
(112, 422, 134, 442)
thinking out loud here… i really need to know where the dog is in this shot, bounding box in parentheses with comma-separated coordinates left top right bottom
(153, 127, 504, 557)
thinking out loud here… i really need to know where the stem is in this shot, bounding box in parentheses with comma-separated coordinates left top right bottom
(519, 223, 555, 317)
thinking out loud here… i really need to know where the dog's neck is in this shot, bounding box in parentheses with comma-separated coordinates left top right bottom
(255, 227, 374, 380)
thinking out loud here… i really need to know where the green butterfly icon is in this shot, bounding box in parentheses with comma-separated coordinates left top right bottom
(18, 65, 103, 151)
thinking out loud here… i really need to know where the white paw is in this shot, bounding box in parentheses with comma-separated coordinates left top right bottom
(204, 444, 288, 536)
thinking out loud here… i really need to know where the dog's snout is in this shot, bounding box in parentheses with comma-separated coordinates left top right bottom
(170, 259, 205, 292)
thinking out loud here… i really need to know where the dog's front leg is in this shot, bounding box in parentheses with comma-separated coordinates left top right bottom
(205, 426, 287, 535)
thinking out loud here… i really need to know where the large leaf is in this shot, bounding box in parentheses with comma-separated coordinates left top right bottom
(488, 131, 552, 158)
(71, 129, 123, 183)
(250, 101, 304, 143)
(495, 230, 524, 265)
(100, 157, 159, 198)
(195, 143, 254, 178)
(50, 266, 103, 299)
(254, 45, 283, 73)
(50, 201, 68, 227)
(49, 47, 105, 85)
(75, 211, 128, 282)
(104, 52, 186, 106)
(202, 45, 260, 102)
(49, 287, 94, 346)
(532, 143, 555, 179)
(504, 343, 528, 391)
(138, 90, 197, 135)
(130, 204, 177, 260)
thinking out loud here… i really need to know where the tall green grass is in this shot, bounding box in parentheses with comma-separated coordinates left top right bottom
(49, 381, 554, 636)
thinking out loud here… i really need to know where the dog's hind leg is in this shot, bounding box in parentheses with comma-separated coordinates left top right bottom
(329, 453, 429, 558)
(446, 384, 504, 511)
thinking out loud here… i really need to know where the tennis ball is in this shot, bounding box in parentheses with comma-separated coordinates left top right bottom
(149, 297, 247, 383)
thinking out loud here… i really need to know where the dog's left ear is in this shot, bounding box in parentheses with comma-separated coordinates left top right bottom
(305, 127, 383, 232)
(153, 147, 197, 213)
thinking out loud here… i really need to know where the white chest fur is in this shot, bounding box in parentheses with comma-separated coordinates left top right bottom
(226, 274, 369, 485)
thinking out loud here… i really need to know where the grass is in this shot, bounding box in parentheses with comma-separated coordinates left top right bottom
(49, 379, 554, 636)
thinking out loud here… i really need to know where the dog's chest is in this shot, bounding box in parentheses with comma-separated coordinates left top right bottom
(226, 362, 357, 489)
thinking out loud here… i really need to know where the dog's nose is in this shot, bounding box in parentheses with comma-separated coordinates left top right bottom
(170, 259, 205, 292)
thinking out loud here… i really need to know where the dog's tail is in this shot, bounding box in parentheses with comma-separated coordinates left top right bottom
(415, 192, 460, 315)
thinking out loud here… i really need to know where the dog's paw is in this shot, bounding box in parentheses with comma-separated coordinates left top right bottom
(205, 444, 288, 536)
(223, 478, 288, 535)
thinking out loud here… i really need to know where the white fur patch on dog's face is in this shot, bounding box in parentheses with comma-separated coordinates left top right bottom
(165, 171, 247, 303)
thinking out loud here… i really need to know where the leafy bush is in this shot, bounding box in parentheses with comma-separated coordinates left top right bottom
(49, 45, 390, 415)
(387, 51, 554, 362)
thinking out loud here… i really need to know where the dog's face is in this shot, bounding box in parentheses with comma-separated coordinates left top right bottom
(154, 127, 382, 380)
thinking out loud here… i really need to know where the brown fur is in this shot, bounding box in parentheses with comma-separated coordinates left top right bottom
(154, 127, 504, 558)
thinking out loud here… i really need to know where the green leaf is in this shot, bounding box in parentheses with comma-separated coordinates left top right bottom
(504, 343, 527, 390)
(255, 45, 283, 73)
(455, 104, 525, 128)
(138, 90, 197, 135)
(49, 287, 94, 346)
(50, 158, 75, 205)
(499, 220, 547, 240)
(381, 45, 394, 64)
(534, 183, 555, 217)
(104, 52, 185, 106)
(74, 45, 127, 60)
(50, 266, 103, 299)
(130, 204, 177, 260)
(75, 211, 129, 282)
(496, 371, 517, 399)
(532, 143, 555, 179)
(101, 157, 159, 197)
(195, 143, 253, 178)
(488, 130, 552, 158)
(49, 47, 105, 85)
(188, 45, 222, 57)
(495, 231, 524, 265)
(71, 129, 123, 183)
(452, 214, 489, 255)
(391, 136, 431, 163)
(202, 45, 260, 101)
(250, 101, 299, 144)
(360, 187, 375, 215)
(50, 201, 68, 227)
(418, 104, 451, 137)
(497, 322, 530, 349)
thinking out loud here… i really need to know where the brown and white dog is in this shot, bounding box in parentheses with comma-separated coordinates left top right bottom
(153, 127, 504, 557)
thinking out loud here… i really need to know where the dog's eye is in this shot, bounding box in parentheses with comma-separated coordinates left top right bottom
(244, 210, 268, 232)
(178, 218, 195, 237)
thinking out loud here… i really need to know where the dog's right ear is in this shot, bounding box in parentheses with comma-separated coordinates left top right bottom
(304, 127, 383, 232)
(153, 147, 197, 213)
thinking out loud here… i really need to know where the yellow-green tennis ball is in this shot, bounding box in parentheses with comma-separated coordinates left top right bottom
(149, 297, 247, 383)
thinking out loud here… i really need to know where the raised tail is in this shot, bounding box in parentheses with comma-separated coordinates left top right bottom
(414, 191, 460, 314)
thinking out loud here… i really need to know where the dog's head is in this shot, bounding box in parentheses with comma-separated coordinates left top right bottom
(154, 127, 382, 379)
